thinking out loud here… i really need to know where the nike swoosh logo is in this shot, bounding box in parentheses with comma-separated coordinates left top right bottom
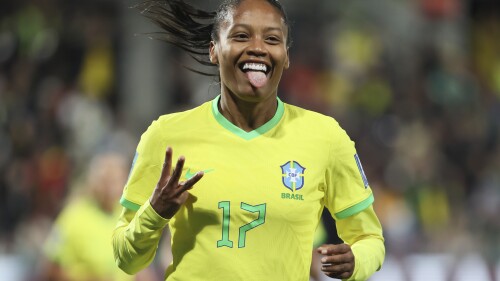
(185, 168, 214, 179)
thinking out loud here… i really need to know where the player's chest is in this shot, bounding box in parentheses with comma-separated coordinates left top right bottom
(173, 139, 329, 218)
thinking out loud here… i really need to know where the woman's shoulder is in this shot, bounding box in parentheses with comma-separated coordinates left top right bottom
(283, 103, 354, 148)
(140, 100, 210, 132)
(137, 100, 212, 140)
(157, 100, 212, 125)
(283, 102, 342, 130)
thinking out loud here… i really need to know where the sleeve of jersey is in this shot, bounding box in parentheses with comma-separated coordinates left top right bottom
(324, 124, 374, 220)
(112, 200, 169, 275)
(120, 120, 164, 211)
(336, 206, 385, 281)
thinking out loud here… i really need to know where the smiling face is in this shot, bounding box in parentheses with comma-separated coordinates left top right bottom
(209, 0, 290, 102)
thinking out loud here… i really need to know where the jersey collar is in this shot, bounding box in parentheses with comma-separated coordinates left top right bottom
(211, 95, 284, 140)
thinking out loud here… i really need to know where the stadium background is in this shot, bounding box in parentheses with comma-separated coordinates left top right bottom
(0, 0, 499, 280)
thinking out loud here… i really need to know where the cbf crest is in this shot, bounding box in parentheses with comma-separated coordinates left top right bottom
(281, 161, 306, 192)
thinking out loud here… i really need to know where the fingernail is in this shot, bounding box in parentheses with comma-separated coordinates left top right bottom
(321, 249, 327, 254)
(321, 258, 327, 263)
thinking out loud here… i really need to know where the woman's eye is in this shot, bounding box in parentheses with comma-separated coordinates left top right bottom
(234, 33, 248, 40)
(266, 36, 281, 43)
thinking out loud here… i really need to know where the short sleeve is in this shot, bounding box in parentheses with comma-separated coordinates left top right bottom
(324, 123, 374, 220)
(120, 120, 164, 211)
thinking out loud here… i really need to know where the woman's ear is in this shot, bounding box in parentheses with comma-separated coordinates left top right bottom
(209, 41, 218, 64)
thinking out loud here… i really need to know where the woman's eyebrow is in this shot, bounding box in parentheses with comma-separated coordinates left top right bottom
(230, 23, 284, 33)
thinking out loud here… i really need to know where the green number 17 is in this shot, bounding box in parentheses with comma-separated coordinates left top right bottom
(217, 201, 266, 248)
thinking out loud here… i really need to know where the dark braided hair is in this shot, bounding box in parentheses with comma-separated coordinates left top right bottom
(137, 0, 291, 76)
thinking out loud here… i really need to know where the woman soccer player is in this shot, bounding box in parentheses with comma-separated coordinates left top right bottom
(112, 0, 385, 280)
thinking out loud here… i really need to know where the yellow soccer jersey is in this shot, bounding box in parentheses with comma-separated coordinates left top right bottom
(120, 95, 374, 281)
(45, 197, 133, 281)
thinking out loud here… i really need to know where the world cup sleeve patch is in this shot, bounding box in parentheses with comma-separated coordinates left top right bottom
(126, 151, 138, 183)
(354, 154, 369, 188)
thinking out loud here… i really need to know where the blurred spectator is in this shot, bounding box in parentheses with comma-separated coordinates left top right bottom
(40, 151, 128, 280)
(39, 151, 151, 281)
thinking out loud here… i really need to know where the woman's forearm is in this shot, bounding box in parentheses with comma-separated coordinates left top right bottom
(112, 200, 169, 275)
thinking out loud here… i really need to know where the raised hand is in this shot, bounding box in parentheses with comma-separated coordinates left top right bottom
(316, 243, 355, 280)
(150, 147, 204, 219)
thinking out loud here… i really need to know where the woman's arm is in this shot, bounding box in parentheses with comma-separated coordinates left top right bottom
(113, 147, 204, 275)
(112, 201, 169, 275)
(316, 205, 385, 281)
(336, 205, 385, 281)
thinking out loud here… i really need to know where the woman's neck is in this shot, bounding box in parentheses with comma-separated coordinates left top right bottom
(219, 92, 278, 132)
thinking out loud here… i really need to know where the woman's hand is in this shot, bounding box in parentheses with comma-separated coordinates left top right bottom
(316, 243, 355, 280)
(150, 147, 204, 219)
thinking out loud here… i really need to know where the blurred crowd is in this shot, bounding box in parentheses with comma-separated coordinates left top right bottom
(0, 0, 499, 280)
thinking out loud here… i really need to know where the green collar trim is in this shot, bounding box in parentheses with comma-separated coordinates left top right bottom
(211, 95, 284, 140)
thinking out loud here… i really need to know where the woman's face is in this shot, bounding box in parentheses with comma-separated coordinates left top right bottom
(210, 0, 289, 102)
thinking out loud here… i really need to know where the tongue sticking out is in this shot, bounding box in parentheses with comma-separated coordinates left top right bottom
(246, 71, 268, 88)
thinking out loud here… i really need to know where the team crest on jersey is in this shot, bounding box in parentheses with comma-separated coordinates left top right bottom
(280, 161, 306, 192)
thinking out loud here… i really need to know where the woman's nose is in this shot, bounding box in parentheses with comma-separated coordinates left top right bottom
(246, 38, 267, 57)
